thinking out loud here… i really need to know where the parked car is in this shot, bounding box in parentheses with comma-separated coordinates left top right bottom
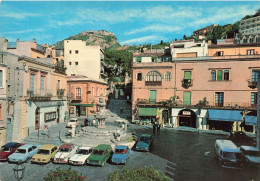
(66, 118, 79, 128)
(53, 143, 78, 164)
(240, 146, 260, 168)
(86, 144, 112, 167)
(228, 131, 255, 147)
(8, 144, 41, 163)
(31, 144, 59, 164)
(69, 146, 93, 165)
(0, 142, 23, 161)
(111, 145, 130, 165)
(215, 139, 244, 169)
(135, 134, 153, 152)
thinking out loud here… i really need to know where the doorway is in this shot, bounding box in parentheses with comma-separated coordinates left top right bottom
(35, 107, 40, 130)
(178, 109, 197, 128)
(57, 105, 60, 123)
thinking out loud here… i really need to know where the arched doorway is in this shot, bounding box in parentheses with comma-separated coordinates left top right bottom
(57, 105, 60, 123)
(35, 107, 40, 130)
(178, 109, 197, 128)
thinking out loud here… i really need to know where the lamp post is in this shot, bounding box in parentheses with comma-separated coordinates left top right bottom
(13, 162, 25, 181)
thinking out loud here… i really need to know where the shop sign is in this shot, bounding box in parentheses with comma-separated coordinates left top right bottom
(183, 111, 191, 115)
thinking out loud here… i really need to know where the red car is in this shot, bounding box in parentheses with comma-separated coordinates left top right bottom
(0, 142, 23, 161)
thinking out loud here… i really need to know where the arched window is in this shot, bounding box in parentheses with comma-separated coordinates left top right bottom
(164, 72, 171, 81)
(243, 38, 248, 43)
(249, 38, 254, 43)
(256, 37, 260, 43)
(145, 71, 162, 86)
(137, 73, 142, 81)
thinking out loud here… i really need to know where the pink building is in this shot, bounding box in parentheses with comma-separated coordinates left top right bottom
(132, 43, 260, 133)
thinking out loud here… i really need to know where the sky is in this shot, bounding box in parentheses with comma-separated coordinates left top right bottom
(0, 1, 260, 46)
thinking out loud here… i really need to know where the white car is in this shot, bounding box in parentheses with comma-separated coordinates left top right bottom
(53, 143, 78, 164)
(240, 146, 260, 167)
(69, 147, 93, 165)
(66, 118, 79, 128)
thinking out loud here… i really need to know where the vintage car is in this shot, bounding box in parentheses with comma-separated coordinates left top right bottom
(228, 131, 256, 147)
(53, 143, 78, 164)
(0, 142, 23, 161)
(31, 144, 59, 164)
(240, 146, 260, 168)
(69, 146, 93, 165)
(111, 145, 130, 165)
(135, 134, 153, 152)
(86, 144, 112, 167)
(8, 144, 41, 163)
(66, 118, 80, 128)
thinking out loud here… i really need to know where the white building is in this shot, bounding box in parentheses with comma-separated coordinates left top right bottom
(64, 40, 107, 82)
(239, 16, 260, 43)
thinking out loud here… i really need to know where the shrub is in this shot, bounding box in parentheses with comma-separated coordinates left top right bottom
(44, 167, 86, 181)
(108, 166, 169, 181)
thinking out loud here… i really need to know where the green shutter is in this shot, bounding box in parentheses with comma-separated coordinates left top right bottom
(183, 92, 191, 105)
(149, 90, 157, 103)
(136, 57, 142, 62)
(184, 71, 191, 79)
(138, 108, 157, 116)
(217, 70, 222, 81)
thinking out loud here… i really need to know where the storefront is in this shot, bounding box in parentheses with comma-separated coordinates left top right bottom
(137, 107, 157, 124)
(244, 115, 257, 133)
(69, 103, 94, 117)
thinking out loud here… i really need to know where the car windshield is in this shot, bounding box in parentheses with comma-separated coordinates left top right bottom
(37, 149, 50, 155)
(245, 150, 260, 157)
(59, 148, 70, 152)
(115, 149, 126, 154)
(77, 149, 89, 155)
(140, 137, 150, 143)
(223, 152, 242, 160)
(93, 150, 104, 155)
(0, 146, 10, 152)
(69, 120, 76, 122)
(16, 149, 26, 154)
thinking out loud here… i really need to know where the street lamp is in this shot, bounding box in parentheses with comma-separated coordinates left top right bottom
(13, 162, 25, 181)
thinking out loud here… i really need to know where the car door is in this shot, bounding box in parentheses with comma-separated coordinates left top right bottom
(126, 147, 130, 158)
(31, 146, 37, 156)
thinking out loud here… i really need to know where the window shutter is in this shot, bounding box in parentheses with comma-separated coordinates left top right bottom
(0, 70, 3, 87)
(184, 71, 191, 79)
(136, 57, 142, 62)
(217, 70, 222, 81)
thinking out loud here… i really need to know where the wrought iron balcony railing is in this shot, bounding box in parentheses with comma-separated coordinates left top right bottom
(182, 79, 193, 89)
(248, 79, 258, 89)
(145, 81, 162, 86)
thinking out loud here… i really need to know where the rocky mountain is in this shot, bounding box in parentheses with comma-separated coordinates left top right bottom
(53, 30, 121, 50)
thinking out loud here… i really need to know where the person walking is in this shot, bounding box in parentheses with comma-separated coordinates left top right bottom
(120, 107, 123, 114)
(157, 123, 161, 135)
(152, 123, 156, 134)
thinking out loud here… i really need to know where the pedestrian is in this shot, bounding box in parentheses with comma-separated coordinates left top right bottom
(157, 123, 161, 134)
(152, 123, 156, 134)
(120, 107, 123, 114)
(84, 118, 88, 127)
(88, 119, 92, 127)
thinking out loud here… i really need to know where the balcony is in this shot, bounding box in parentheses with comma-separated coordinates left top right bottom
(182, 79, 193, 89)
(7, 42, 17, 49)
(27, 89, 52, 100)
(70, 93, 81, 102)
(145, 81, 162, 86)
(248, 79, 258, 89)
(56, 88, 65, 98)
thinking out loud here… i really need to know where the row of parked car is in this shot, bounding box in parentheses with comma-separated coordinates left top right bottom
(215, 131, 259, 169)
(0, 134, 153, 167)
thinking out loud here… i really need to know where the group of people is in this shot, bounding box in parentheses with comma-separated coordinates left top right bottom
(153, 122, 161, 134)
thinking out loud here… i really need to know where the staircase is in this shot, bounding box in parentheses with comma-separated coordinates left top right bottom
(107, 99, 132, 120)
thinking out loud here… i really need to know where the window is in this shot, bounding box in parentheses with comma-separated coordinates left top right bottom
(40, 75, 45, 95)
(76, 88, 81, 99)
(247, 49, 255, 55)
(145, 71, 162, 86)
(217, 70, 222, 81)
(183, 92, 191, 105)
(249, 38, 254, 43)
(30, 74, 35, 95)
(75, 50, 79, 54)
(211, 70, 216, 80)
(92, 87, 94, 96)
(152, 57, 157, 62)
(101, 88, 103, 96)
(252, 70, 259, 82)
(96, 87, 99, 96)
(69, 62, 71, 65)
(149, 90, 157, 103)
(215, 92, 224, 107)
(224, 70, 229, 80)
(69, 107, 74, 114)
(75, 62, 78, 65)
(184, 71, 191, 82)
(44, 112, 56, 122)
(69, 50, 72, 54)
(137, 73, 142, 81)
(136, 57, 142, 62)
(251, 92, 257, 107)
(0, 70, 3, 88)
(164, 72, 171, 81)
(216, 51, 224, 56)
(57, 80, 61, 89)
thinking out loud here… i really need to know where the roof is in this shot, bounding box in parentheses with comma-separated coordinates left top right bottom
(35, 58, 53, 66)
(94, 144, 111, 150)
(2, 142, 19, 148)
(134, 52, 169, 57)
(60, 143, 74, 149)
(115, 145, 128, 150)
(141, 134, 151, 137)
(216, 139, 240, 152)
(209, 43, 260, 48)
(79, 146, 92, 150)
(18, 144, 35, 149)
(39, 144, 57, 150)
(240, 146, 260, 152)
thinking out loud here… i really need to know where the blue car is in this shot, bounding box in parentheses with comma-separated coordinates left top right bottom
(135, 134, 153, 152)
(8, 144, 41, 163)
(111, 145, 130, 165)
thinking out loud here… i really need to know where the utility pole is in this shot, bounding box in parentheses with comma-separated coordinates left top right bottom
(257, 75, 260, 149)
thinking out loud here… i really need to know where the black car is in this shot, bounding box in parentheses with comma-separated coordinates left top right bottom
(228, 131, 256, 147)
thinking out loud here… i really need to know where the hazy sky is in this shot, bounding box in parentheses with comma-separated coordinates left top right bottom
(0, 1, 260, 46)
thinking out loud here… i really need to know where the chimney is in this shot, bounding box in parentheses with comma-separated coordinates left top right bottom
(16, 39, 19, 43)
(33, 38, 36, 43)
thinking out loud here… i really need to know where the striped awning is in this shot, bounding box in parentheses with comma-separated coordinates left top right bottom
(138, 108, 157, 116)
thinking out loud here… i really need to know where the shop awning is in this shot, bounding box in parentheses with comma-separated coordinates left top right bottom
(245, 115, 257, 126)
(208, 109, 242, 122)
(69, 103, 94, 107)
(35, 101, 64, 108)
(138, 107, 157, 116)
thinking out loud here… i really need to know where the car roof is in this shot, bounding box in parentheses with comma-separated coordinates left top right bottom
(141, 134, 151, 137)
(18, 144, 36, 149)
(39, 144, 57, 150)
(79, 146, 92, 150)
(241, 146, 260, 151)
(216, 139, 240, 152)
(94, 144, 111, 150)
(70, 118, 78, 120)
(116, 145, 128, 149)
(60, 143, 74, 149)
(2, 142, 19, 148)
